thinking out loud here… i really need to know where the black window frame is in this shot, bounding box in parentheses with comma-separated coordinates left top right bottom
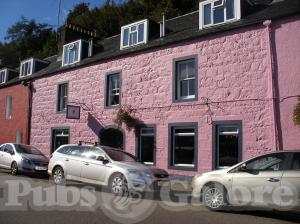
(212, 120, 242, 170)
(168, 122, 198, 171)
(56, 82, 69, 113)
(105, 71, 122, 108)
(173, 55, 198, 103)
(51, 127, 70, 153)
(135, 124, 156, 165)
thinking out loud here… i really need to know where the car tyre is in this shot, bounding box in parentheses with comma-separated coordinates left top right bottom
(202, 183, 227, 211)
(52, 166, 65, 185)
(11, 162, 18, 175)
(109, 173, 128, 196)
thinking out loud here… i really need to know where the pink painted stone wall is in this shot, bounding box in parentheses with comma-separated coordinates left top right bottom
(31, 22, 281, 176)
(273, 15, 300, 150)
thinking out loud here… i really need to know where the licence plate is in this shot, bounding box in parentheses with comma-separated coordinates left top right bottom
(35, 166, 47, 171)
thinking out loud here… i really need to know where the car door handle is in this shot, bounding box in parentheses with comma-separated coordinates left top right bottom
(267, 178, 280, 182)
(84, 162, 89, 166)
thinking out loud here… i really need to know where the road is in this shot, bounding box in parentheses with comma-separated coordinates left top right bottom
(0, 169, 299, 224)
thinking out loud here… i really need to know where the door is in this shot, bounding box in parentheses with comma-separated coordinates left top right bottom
(231, 153, 288, 207)
(62, 146, 84, 181)
(281, 152, 300, 210)
(2, 144, 15, 168)
(51, 129, 69, 153)
(0, 144, 6, 167)
(80, 147, 110, 184)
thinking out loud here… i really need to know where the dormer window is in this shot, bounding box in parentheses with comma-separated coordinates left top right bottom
(121, 19, 148, 49)
(20, 59, 33, 77)
(0, 69, 7, 84)
(62, 40, 82, 66)
(199, 0, 241, 29)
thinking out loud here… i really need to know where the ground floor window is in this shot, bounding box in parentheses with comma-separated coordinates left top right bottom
(169, 123, 197, 170)
(213, 121, 242, 169)
(137, 126, 156, 165)
(51, 128, 69, 153)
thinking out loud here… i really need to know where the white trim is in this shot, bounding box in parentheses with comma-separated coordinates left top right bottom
(20, 58, 34, 78)
(174, 164, 195, 167)
(120, 19, 149, 50)
(0, 69, 7, 84)
(199, 0, 241, 30)
(62, 39, 84, 67)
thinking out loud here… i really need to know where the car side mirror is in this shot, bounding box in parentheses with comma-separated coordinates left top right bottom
(238, 163, 248, 172)
(97, 156, 109, 163)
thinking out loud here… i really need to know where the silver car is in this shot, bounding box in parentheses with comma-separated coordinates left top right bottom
(0, 143, 49, 175)
(192, 151, 300, 211)
(48, 144, 170, 194)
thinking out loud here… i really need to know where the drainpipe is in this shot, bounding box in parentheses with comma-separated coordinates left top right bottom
(263, 20, 280, 151)
(22, 81, 32, 145)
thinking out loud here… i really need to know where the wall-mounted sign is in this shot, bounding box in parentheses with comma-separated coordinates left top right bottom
(66, 105, 81, 120)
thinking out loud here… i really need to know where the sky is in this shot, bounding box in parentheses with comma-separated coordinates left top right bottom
(0, 0, 106, 42)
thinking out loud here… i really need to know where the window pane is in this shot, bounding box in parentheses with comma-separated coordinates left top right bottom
(5, 96, 12, 119)
(74, 42, 80, 61)
(130, 32, 137, 45)
(174, 131, 195, 165)
(189, 79, 195, 96)
(204, 4, 212, 25)
(226, 0, 235, 19)
(213, 7, 225, 24)
(218, 134, 239, 167)
(138, 23, 144, 43)
(213, 0, 224, 7)
(140, 135, 154, 163)
(64, 46, 68, 64)
(246, 155, 286, 171)
(180, 80, 189, 97)
(58, 83, 68, 112)
(187, 61, 195, 78)
(27, 62, 31, 75)
(107, 74, 120, 106)
(123, 28, 129, 46)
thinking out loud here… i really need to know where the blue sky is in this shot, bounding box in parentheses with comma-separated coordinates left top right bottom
(0, 0, 106, 42)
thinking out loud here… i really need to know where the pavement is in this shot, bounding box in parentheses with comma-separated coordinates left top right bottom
(0, 169, 299, 224)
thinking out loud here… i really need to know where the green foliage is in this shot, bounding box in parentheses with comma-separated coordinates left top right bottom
(293, 100, 300, 126)
(114, 106, 137, 131)
(0, 17, 57, 68)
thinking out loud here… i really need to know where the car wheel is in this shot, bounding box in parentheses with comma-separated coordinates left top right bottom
(203, 183, 227, 211)
(11, 162, 18, 175)
(109, 173, 128, 196)
(52, 166, 65, 185)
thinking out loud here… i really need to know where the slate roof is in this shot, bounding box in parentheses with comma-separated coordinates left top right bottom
(0, 0, 299, 89)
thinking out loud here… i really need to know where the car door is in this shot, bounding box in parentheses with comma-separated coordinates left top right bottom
(80, 147, 111, 184)
(2, 144, 15, 168)
(0, 144, 6, 167)
(281, 152, 300, 210)
(62, 146, 85, 181)
(230, 153, 288, 208)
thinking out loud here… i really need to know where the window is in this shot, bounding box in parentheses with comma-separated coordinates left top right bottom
(106, 73, 120, 107)
(174, 56, 197, 101)
(199, 0, 241, 29)
(137, 126, 156, 165)
(213, 121, 242, 169)
(62, 40, 81, 66)
(5, 96, 12, 119)
(20, 59, 33, 77)
(246, 154, 287, 171)
(169, 123, 197, 169)
(4, 144, 14, 155)
(121, 19, 148, 49)
(51, 129, 69, 153)
(57, 83, 68, 112)
(0, 69, 6, 84)
(291, 153, 300, 170)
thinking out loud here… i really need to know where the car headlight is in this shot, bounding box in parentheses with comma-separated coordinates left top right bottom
(22, 158, 32, 164)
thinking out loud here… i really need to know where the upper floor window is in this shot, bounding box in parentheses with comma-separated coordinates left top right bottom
(199, 0, 241, 29)
(173, 56, 198, 102)
(57, 83, 68, 112)
(121, 19, 148, 49)
(0, 69, 6, 84)
(5, 96, 12, 119)
(20, 59, 33, 77)
(62, 40, 82, 66)
(106, 73, 121, 107)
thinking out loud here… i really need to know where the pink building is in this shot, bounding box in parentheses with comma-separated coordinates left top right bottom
(9, 0, 299, 176)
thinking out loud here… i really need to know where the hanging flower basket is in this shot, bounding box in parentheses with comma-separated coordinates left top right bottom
(293, 100, 300, 126)
(113, 106, 137, 131)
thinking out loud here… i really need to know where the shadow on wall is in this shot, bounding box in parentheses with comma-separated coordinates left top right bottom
(87, 113, 104, 136)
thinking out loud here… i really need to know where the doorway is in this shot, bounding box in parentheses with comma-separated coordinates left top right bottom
(99, 127, 124, 150)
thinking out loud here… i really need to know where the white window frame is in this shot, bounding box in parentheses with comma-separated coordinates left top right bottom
(120, 19, 149, 50)
(62, 40, 83, 66)
(106, 73, 120, 107)
(176, 59, 196, 100)
(0, 69, 7, 84)
(20, 58, 34, 78)
(199, 0, 241, 30)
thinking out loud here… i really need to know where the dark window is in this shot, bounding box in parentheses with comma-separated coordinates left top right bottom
(246, 154, 287, 171)
(170, 124, 197, 169)
(291, 153, 300, 170)
(0, 144, 5, 152)
(51, 129, 69, 153)
(213, 122, 242, 169)
(174, 58, 196, 101)
(5, 96, 12, 119)
(4, 145, 14, 155)
(138, 127, 155, 165)
(106, 73, 120, 107)
(57, 83, 68, 112)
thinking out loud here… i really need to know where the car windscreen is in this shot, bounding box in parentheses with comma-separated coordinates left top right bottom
(101, 147, 137, 162)
(15, 144, 43, 155)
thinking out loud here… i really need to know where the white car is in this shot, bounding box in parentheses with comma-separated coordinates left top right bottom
(192, 151, 300, 211)
(48, 144, 170, 194)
